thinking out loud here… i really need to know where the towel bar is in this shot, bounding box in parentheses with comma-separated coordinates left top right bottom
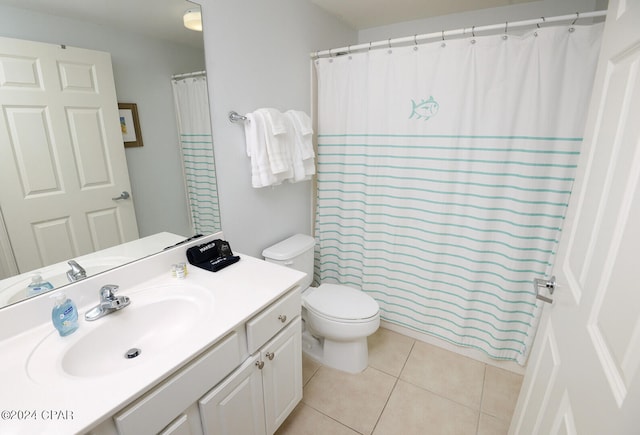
(228, 111, 247, 123)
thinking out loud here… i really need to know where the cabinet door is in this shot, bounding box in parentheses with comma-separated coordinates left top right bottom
(261, 317, 302, 434)
(199, 354, 266, 435)
(159, 414, 194, 435)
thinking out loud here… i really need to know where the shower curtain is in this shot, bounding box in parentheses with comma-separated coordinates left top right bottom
(314, 23, 603, 364)
(172, 74, 221, 234)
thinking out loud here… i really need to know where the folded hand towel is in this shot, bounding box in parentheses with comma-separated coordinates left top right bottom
(260, 107, 287, 135)
(286, 110, 313, 136)
(285, 110, 316, 167)
(256, 108, 293, 175)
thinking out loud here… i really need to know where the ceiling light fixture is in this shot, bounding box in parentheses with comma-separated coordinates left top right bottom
(183, 9, 202, 32)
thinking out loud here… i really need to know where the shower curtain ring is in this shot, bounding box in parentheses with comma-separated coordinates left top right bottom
(388, 38, 392, 48)
(472, 26, 475, 37)
(503, 21, 508, 40)
(571, 12, 580, 25)
(441, 30, 445, 41)
(537, 16, 545, 29)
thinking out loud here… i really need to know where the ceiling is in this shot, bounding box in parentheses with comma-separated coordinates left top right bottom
(0, 0, 537, 49)
(311, 0, 536, 29)
(0, 0, 205, 48)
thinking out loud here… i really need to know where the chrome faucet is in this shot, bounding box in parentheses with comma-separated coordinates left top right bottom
(85, 284, 131, 321)
(66, 260, 87, 282)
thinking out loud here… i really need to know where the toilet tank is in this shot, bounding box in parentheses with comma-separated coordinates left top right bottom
(262, 234, 315, 289)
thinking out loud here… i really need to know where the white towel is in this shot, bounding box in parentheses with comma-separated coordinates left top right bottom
(285, 110, 315, 180)
(242, 108, 315, 187)
(244, 112, 278, 188)
(285, 110, 315, 162)
(260, 107, 287, 135)
(286, 110, 313, 135)
(256, 108, 293, 175)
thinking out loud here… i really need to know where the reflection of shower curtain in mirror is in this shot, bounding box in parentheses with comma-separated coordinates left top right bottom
(172, 74, 221, 234)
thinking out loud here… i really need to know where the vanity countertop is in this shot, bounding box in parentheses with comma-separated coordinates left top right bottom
(0, 252, 305, 434)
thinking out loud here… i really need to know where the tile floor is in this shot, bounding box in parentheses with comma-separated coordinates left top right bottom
(276, 327, 523, 435)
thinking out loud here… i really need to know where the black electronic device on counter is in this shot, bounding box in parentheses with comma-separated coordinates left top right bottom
(186, 239, 240, 272)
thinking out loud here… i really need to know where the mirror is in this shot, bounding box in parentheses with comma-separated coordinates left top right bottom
(0, 1, 220, 308)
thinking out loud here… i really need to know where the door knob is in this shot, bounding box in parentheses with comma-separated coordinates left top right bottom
(534, 276, 556, 304)
(112, 191, 130, 201)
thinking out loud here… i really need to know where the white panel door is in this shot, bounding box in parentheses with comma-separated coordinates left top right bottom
(0, 36, 138, 273)
(510, 2, 640, 434)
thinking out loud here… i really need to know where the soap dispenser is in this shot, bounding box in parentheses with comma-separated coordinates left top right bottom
(27, 273, 54, 297)
(50, 292, 79, 336)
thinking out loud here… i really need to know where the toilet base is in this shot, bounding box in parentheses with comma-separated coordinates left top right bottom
(323, 337, 369, 373)
(301, 330, 369, 374)
(301, 330, 323, 362)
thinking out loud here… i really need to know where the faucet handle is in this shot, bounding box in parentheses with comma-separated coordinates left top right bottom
(100, 284, 119, 300)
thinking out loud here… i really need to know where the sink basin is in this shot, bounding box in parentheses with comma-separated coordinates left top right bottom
(27, 283, 215, 382)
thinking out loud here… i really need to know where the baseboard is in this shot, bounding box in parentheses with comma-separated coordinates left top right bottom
(380, 320, 527, 375)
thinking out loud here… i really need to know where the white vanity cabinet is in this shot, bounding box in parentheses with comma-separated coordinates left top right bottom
(99, 286, 302, 435)
(199, 317, 302, 435)
(113, 331, 244, 435)
(199, 289, 302, 435)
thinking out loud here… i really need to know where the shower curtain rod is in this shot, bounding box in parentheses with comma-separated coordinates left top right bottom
(311, 10, 607, 59)
(171, 70, 206, 79)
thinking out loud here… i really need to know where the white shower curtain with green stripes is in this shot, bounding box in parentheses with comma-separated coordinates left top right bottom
(314, 23, 603, 364)
(172, 74, 221, 234)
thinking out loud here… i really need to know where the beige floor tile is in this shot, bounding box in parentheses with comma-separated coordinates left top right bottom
(481, 365, 523, 420)
(276, 402, 359, 435)
(302, 353, 322, 386)
(373, 380, 478, 435)
(303, 365, 396, 435)
(477, 412, 510, 435)
(400, 341, 485, 409)
(368, 327, 415, 377)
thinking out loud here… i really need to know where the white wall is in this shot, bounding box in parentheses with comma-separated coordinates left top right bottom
(359, 0, 604, 42)
(0, 4, 205, 239)
(197, 0, 357, 257)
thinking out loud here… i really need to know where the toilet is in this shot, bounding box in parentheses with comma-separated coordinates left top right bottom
(263, 234, 380, 373)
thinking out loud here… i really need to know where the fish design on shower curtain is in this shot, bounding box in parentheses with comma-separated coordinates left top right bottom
(409, 96, 439, 121)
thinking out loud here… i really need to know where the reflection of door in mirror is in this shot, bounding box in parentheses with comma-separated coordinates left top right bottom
(0, 36, 139, 278)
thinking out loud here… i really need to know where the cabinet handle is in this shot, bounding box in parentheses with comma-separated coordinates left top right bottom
(255, 360, 264, 369)
(278, 314, 287, 323)
(266, 352, 275, 360)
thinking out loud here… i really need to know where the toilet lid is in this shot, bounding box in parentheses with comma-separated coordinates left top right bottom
(305, 283, 379, 321)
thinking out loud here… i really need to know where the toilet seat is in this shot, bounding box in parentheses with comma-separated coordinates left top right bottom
(304, 283, 379, 322)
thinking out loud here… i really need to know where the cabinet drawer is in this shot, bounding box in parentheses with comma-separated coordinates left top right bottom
(115, 331, 242, 435)
(246, 287, 300, 354)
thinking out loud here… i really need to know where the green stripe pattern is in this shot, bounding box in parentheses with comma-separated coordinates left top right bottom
(314, 133, 579, 362)
(181, 135, 221, 234)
